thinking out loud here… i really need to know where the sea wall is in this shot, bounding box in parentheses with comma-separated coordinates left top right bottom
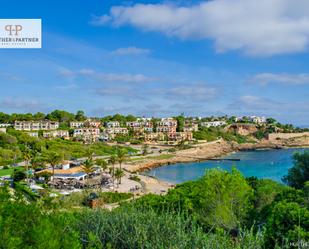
(267, 132, 309, 141)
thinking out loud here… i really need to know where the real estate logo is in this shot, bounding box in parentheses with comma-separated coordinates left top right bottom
(5, 24, 23, 36)
(0, 19, 41, 48)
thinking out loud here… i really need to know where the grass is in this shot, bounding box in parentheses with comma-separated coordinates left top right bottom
(0, 166, 24, 176)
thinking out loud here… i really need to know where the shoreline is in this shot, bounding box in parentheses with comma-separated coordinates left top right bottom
(124, 137, 309, 173)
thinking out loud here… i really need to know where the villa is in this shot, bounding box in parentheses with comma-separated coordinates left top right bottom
(144, 132, 166, 142)
(249, 116, 267, 124)
(169, 131, 193, 141)
(70, 121, 84, 128)
(201, 121, 227, 128)
(126, 121, 142, 130)
(73, 128, 100, 142)
(85, 119, 101, 128)
(183, 122, 199, 132)
(104, 127, 129, 139)
(106, 121, 120, 128)
(0, 123, 11, 128)
(43, 130, 69, 139)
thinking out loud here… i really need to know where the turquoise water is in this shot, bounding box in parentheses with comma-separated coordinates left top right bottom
(145, 148, 308, 184)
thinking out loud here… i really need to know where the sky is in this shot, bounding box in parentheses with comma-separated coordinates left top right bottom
(0, 0, 309, 126)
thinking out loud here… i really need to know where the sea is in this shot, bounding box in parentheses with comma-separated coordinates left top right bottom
(144, 148, 308, 184)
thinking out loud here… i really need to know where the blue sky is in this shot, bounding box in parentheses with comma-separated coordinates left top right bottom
(0, 0, 309, 126)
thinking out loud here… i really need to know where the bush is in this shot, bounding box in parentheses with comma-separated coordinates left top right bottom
(129, 175, 141, 182)
(76, 206, 264, 249)
(12, 169, 26, 182)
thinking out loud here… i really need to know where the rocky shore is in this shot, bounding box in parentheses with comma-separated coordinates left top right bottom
(124, 136, 309, 173)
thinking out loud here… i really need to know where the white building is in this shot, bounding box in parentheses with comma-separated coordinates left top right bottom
(26, 132, 39, 138)
(105, 121, 120, 128)
(43, 130, 69, 139)
(126, 121, 142, 129)
(0, 128, 6, 133)
(105, 127, 128, 135)
(249, 116, 267, 124)
(14, 121, 59, 131)
(0, 123, 11, 128)
(137, 117, 152, 122)
(70, 121, 84, 128)
(201, 121, 227, 128)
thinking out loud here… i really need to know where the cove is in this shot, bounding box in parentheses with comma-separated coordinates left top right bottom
(144, 148, 308, 184)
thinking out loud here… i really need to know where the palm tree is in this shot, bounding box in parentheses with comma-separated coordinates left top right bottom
(82, 159, 95, 187)
(96, 159, 108, 173)
(82, 159, 95, 175)
(45, 152, 62, 182)
(114, 168, 125, 188)
(23, 149, 32, 183)
(108, 155, 117, 190)
(85, 148, 95, 161)
(116, 149, 127, 170)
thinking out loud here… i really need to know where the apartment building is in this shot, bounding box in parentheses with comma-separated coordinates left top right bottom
(126, 121, 153, 133)
(156, 118, 177, 133)
(14, 120, 59, 131)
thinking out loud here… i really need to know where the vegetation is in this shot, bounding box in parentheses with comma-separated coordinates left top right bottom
(1, 153, 309, 248)
(193, 127, 255, 143)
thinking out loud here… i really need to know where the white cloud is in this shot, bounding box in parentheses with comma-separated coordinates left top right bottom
(59, 68, 154, 83)
(111, 46, 151, 56)
(98, 0, 309, 56)
(250, 73, 309, 85)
